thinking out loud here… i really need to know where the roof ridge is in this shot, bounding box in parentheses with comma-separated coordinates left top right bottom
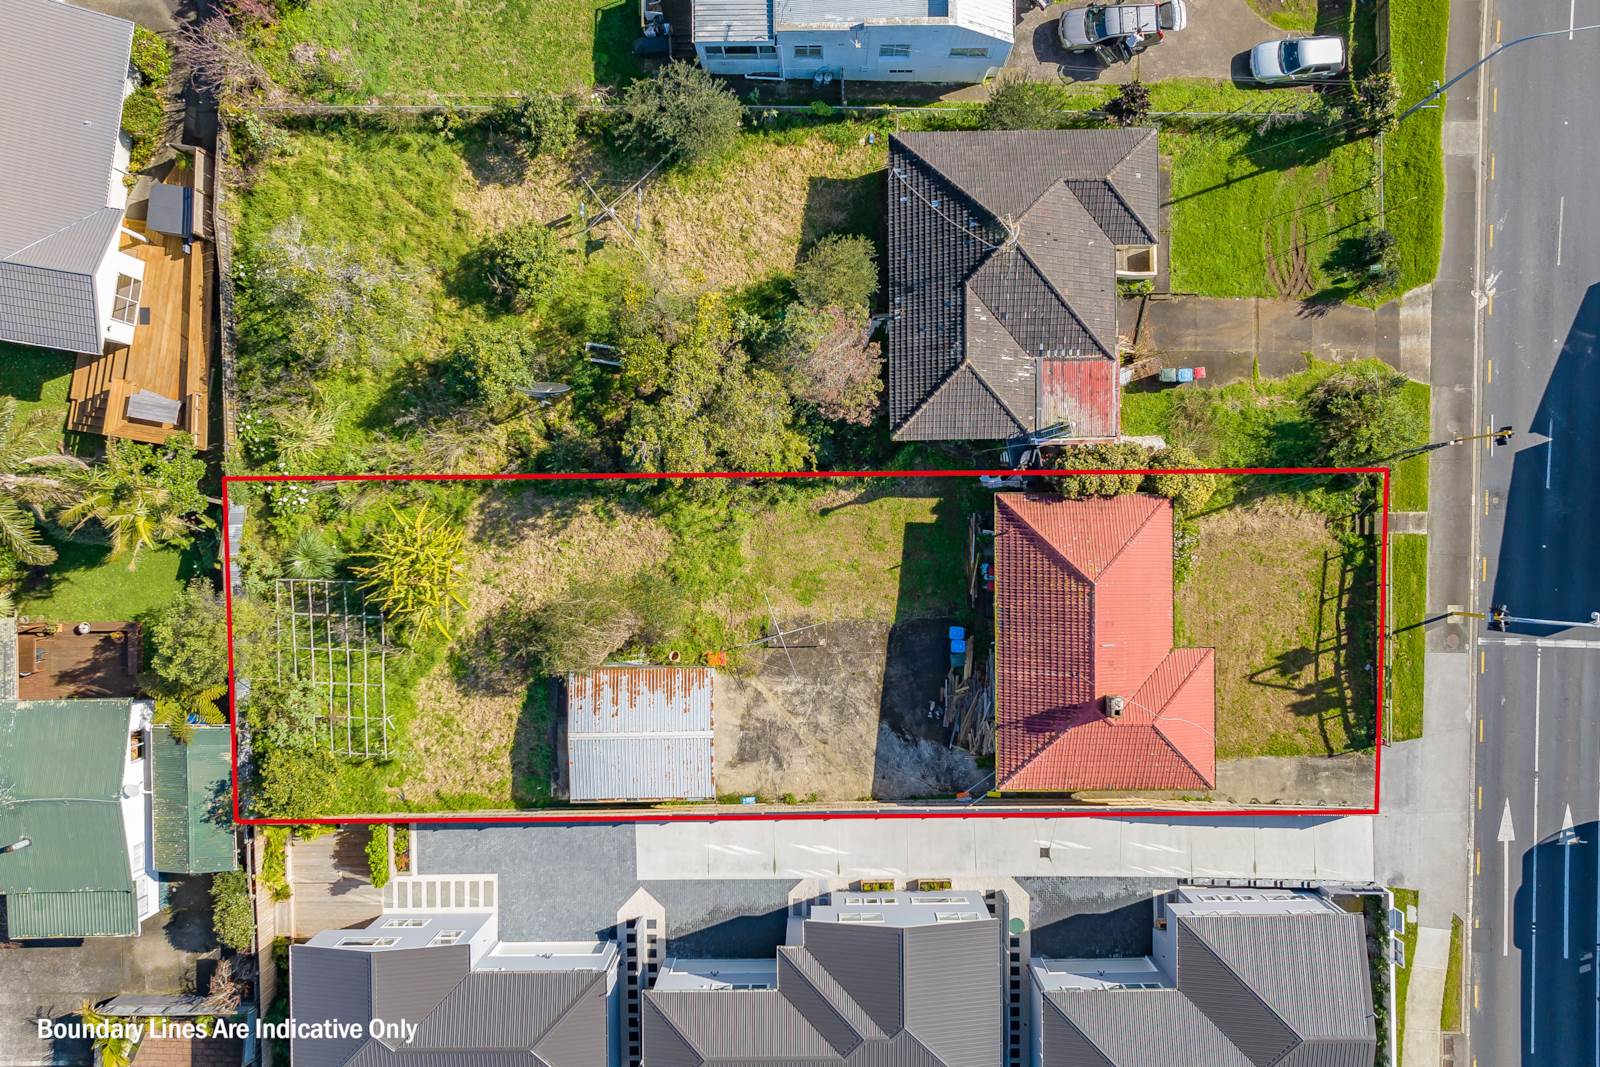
(900, 362, 1025, 440)
(1008, 244, 1113, 359)
(1073, 175, 1156, 246)
(1040, 995, 1119, 1067)
(0, 207, 121, 268)
(1180, 917, 1305, 1051)
(642, 994, 710, 1064)
(1087, 495, 1166, 581)
(530, 970, 607, 1064)
(1145, 650, 1215, 787)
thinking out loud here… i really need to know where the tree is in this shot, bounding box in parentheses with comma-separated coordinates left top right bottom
(793, 235, 878, 311)
(131, 26, 173, 85)
(777, 304, 883, 425)
(1046, 441, 1149, 498)
(1104, 81, 1152, 127)
(0, 397, 80, 566)
(153, 684, 227, 743)
(210, 870, 256, 951)
(1351, 70, 1401, 133)
(1142, 445, 1217, 514)
(282, 528, 340, 579)
(498, 89, 579, 157)
(353, 505, 468, 639)
(616, 62, 742, 166)
(245, 676, 342, 820)
(61, 434, 209, 569)
(480, 221, 567, 310)
(981, 72, 1060, 130)
(1301, 366, 1418, 465)
(443, 320, 545, 410)
(170, 15, 271, 99)
(144, 579, 229, 694)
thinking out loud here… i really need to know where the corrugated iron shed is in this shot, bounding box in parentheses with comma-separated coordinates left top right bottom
(565, 667, 715, 802)
(151, 725, 238, 875)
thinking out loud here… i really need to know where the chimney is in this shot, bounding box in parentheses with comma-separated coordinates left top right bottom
(1104, 695, 1125, 719)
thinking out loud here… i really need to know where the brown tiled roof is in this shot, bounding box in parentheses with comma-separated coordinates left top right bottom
(887, 130, 1158, 442)
(993, 494, 1216, 792)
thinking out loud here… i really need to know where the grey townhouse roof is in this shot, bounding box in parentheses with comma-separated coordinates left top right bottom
(693, 0, 1015, 43)
(886, 129, 1159, 443)
(289, 944, 611, 1067)
(0, 0, 135, 354)
(643, 913, 1003, 1066)
(1042, 910, 1377, 1067)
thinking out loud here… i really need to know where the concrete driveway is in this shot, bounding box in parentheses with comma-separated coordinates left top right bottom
(1010, 0, 1284, 84)
(64, 0, 197, 32)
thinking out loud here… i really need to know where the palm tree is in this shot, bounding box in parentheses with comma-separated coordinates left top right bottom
(0, 397, 81, 566)
(152, 683, 227, 743)
(59, 442, 202, 570)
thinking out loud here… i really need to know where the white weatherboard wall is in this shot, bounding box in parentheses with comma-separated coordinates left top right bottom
(634, 816, 1375, 881)
(125, 700, 158, 924)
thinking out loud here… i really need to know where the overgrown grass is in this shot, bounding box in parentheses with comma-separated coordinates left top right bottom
(1441, 913, 1464, 1032)
(1383, 0, 1450, 294)
(1389, 532, 1427, 742)
(1392, 886, 1420, 1062)
(254, 0, 639, 102)
(1390, 380, 1431, 511)
(18, 536, 191, 621)
(1164, 124, 1380, 297)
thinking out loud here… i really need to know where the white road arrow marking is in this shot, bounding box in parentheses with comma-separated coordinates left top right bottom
(1501, 798, 1517, 957)
(1565, 804, 1579, 960)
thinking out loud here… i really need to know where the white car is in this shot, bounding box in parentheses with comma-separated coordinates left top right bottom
(1248, 35, 1347, 84)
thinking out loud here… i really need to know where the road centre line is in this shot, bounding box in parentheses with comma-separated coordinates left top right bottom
(1480, 636, 1600, 650)
(1557, 196, 1565, 266)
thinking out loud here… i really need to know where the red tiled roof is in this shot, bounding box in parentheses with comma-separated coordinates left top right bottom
(994, 494, 1216, 792)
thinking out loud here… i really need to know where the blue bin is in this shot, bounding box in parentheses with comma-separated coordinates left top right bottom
(948, 625, 966, 641)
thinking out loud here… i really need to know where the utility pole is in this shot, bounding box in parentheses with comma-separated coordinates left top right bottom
(1398, 23, 1600, 123)
(1489, 606, 1600, 631)
(1388, 426, 1514, 461)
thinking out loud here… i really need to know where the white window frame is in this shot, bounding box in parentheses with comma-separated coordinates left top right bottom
(878, 43, 911, 57)
(794, 44, 823, 58)
(383, 918, 429, 928)
(429, 930, 466, 946)
(339, 936, 399, 947)
(111, 274, 142, 326)
(838, 912, 884, 923)
(949, 47, 989, 57)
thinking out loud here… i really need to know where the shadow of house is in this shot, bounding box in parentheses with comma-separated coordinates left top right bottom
(1028, 894, 1159, 959)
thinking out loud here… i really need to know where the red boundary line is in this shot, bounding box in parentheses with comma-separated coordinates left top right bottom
(222, 466, 1390, 826)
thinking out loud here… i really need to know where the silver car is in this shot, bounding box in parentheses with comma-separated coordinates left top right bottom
(1058, 0, 1187, 52)
(1248, 35, 1347, 83)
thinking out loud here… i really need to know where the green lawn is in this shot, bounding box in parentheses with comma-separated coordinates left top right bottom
(1391, 887, 1420, 1064)
(1384, 0, 1450, 294)
(1390, 379, 1431, 511)
(17, 536, 191, 621)
(255, 0, 639, 102)
(0, 343, 75, 449)
(1164, 125, 1381, 298)
(1245, 0, 1319, 33)
(1389, 532, 1427, 741)
(1441, 913, 1464, 1032)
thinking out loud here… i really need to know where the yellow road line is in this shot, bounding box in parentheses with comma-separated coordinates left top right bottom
(1479, 718, 1485, 742)
(1482, 556, 1488, 581)
(1475, 982, 1481, 1011)
(1490, 154, 1496, 181)
(1488, 291, 1494, 316)
(1476, 848, 1482, 874)
(1481, 649, 1487, 673)
(1496, 18, 1502, 42)
(1489, 224, 1495, 249)
(1483, 489, 1490, 516)
(1478, 785, 1484, 809)
(1488, 358, 1493, 383)
(1493, 86, 1499, 112)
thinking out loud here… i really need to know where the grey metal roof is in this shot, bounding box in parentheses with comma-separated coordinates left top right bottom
(693, 0, 772, 42)
(887, 130, 1156, 442)
(0, 0, 134, 354)
(0, 617, 16, 701)
(1042, 990, 1251, 1067)
(292, 944, 612, 1067)
(642, 915, 1003, 1066)
(773, 0, 1014, 40)
(566, 667, 715, 802)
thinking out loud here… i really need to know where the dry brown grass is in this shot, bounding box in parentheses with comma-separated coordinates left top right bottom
(403, 493, 671, 804)
(1177, 500, 1363, 760)
(461, 133, 885, 292)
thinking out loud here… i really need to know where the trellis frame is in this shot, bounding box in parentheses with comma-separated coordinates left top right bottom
(274, 578, 391, 758)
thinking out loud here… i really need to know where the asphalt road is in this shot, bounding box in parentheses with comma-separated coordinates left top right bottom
(1472, 0, 1600, 1059)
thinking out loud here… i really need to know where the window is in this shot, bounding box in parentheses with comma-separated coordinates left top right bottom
(949, 47, 989, 57)
(339, 937, 399, 947)
(934, 912, 981, 923)
(879, 43, 911, 57)
(838, 912, 884, 923)
(111, 274, 141, 326)
(720, 44, 767, 56)
(430, 930, 465, 946)
(794, 44, 823, 58)
(129, 731, 145, 761)
(383, 918, 429, 928)
(703, 45, 722, 54)
(911, 896, 967, 905)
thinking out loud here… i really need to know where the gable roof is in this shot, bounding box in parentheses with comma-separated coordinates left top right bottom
(1043, 989, 1252, 1067)
(291, 944, 613, 1067)
(887, 130, 1157, 442)
(566, 667, 716, 802)
(151, 725, 239, 875)
(643, 916, 1002, 1066)
(0, 0, 135, 354)
(0, 698, 138, 938)
(992, 495, 1215, 792)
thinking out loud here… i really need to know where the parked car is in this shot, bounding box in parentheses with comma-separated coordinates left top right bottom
(1248, 35, 1347, 83)
(1058, 1, 1187, 57)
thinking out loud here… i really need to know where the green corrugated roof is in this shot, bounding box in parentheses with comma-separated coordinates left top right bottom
(151, 726, 238, 874)
(0, 699, 138, 938)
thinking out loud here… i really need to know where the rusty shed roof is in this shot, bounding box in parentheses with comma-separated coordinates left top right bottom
(565, 667, 715, 803)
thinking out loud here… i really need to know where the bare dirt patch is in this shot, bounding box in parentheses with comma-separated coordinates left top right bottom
(403, 494, 672, 804)
(1177, 499, 1369, 759)
(715, 619, 977, 802)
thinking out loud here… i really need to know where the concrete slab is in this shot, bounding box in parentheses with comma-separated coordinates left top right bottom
(1402, 925, 1451, 1066)
(1043, 818, 1126, 874)
(836, 820, 916, 880)
(975, 818, 1052, 875)
(1255, 299, 1314, 357)
(1005, 0, 1281, 85)
(1254, 822, 1319, 879)
(1188, 823, 1259, 878)
(1120, 821, 1192, 878)
(705, 820, 779, 878)
(1313, 816, 1378, 882)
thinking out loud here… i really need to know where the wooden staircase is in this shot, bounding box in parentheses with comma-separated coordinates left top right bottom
(66, 348, 126, 436)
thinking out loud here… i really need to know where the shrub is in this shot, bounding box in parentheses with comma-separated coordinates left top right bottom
(1104, 81, 1152, 127)
(394, 825, 411, 872)
(1047, 441, 1149, 498)
(1301, 366, 1418, 465)
(353, 505, 468, 640)
(481, 221, 567, 310)
(122, 87, 166, 173)
(777, 304, 883, 425)
(501, 90, 579, 157)
(1351, 70, 1402, 133)
(1142, 445, 1217, 514)
(616, 62, 742, 166)
(1355, 228, 1397, 267)
(211, 870, 256, 951)
(793, 235, 878, 311)
(144, 580, 229, 695)
(981, 72, 1060, 130)
(283, 529, 340, 579)
(365, 826, 390, 888)
(443, 320, 543, 411)
(525, 574, 684, 674)
(246, 677, 343, 820)
(261, 827, 292, 902)
(131, 26, 173, 86)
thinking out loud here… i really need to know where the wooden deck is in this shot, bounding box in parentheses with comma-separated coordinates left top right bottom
(67, 214, 212, 450)
(15, 622, 141, 700)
